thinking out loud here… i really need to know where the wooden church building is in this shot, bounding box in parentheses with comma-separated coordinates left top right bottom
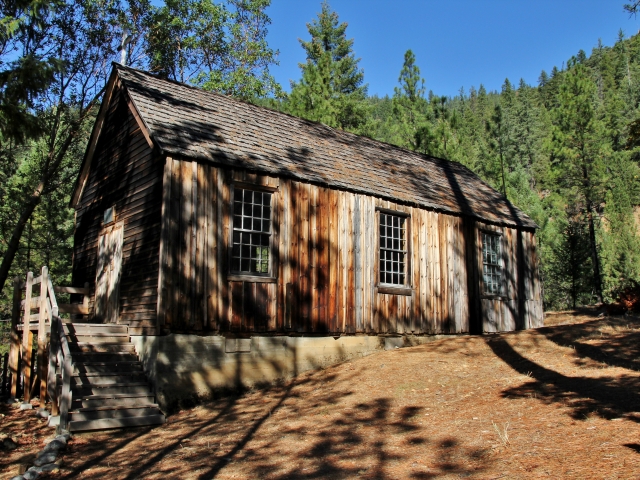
(71, 64, 543, 406)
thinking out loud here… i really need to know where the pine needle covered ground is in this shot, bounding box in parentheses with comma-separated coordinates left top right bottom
(3, 310, 640, 479)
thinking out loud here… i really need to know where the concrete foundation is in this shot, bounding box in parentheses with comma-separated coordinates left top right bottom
(131, 333, 449, 411)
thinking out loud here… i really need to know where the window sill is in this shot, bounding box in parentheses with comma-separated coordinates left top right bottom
(480, 294, 507, 300)
(227, 274, 277, 283)
(377, 285, 413, 296)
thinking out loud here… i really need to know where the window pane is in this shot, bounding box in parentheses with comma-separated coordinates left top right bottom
(482, 233, 501, 295)
(379, 213, 408, 286)
(231, 258, 240, 271)
(232, 188, 273, 274)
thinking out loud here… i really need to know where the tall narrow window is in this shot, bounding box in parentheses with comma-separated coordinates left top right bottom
(379, 212, 407, 286)
(231, 188, 272, 275)
(482, 232, 502, 295)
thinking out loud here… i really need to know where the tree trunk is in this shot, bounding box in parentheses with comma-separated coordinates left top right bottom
(586, 205, 603, 304)
(0, 181, 46, 293)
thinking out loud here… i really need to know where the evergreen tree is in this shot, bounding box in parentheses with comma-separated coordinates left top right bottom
(551, 63, 609, 303)
(286, 1, 369, 132)
(388, 49, 429, 151)
(0, 0, 60, 146)
(600, 151, 640, 299)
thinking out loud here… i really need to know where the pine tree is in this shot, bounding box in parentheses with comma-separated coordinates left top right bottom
(389, 49, 429, 151)
(286, 1, 369, 132)
(551, 62, 609, 303)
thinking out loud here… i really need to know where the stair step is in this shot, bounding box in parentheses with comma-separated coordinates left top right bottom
(72, 352, 139, 362)
(67, 334, 130, 344)
(64, 324, 129, 334)
(74, 362, 143, 374)
(70, 373, 148, 385)
(71, 382, 152, 395)
(73, 393, 156, 408)
(56, 322, 165, 432)
(73, 403, 160, 412)
(68, 414, 166, 432)
(69, 405, 162, 422)
(69, 342, 136, 353)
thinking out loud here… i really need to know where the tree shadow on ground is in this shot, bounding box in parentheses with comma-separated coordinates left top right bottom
(486, 331, 640, 422)
(537, 317, 640, 372)
(60, 364, 492, 479)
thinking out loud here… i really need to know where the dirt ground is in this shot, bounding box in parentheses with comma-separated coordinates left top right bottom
(2, 310, 640, 479)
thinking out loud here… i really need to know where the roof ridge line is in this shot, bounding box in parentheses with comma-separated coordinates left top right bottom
(113, 63, 483, 175)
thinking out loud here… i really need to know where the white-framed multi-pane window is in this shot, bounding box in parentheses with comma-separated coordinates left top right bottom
(482, 232, 502, 295)
(231, 188, 272, 275)
(379, 212, 408, 286)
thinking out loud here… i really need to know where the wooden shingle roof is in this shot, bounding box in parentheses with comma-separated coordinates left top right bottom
(86, 64, 538, 229)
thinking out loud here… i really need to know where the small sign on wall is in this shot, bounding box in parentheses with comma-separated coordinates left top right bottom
(225, 338, 252, 353)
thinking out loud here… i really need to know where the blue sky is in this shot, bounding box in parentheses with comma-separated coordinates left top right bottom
(265, 1, 640, 98)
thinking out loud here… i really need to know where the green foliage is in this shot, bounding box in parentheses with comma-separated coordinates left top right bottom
(285, 1, 370, 133)
(386, 49, 429, 151)
(145, 0, 282, 100)
(2, 0, 640, 317)
(0, 0, 62, 145)
(0, 0, 284, 316)
(357, 32, 640, 310)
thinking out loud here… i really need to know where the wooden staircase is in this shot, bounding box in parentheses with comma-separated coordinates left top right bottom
(63, 323, 165, 432)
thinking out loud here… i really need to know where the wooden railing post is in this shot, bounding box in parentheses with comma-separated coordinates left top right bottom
(48, 308, 60, 416)
(83, 282, 90, 320)
(9, 276, 22, 398)
(22, 271, 33, 403)
(59, 354, 72, 431)
(38, 266, 48, 403)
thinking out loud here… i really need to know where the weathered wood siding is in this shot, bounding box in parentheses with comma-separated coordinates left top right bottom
(159, 159, 543, 334)
(73, 85, 163, 333)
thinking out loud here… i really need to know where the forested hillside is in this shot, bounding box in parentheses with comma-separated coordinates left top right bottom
(1, 0, 638, 317)
(359, 37, 640, 310)
(270, 3, 640, 311)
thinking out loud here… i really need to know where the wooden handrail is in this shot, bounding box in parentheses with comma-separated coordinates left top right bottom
(47, 311, 59, 417)
(48, 279, 59, 310)
(53, 285, 90, 295)
(10, 266, 83, 428)
(56, 314, 72, 431)
(22, 272, 33, 402)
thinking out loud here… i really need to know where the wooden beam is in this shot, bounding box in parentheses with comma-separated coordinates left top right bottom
(22, 272, 33, 402)
(53, 286, 90, 295)
(58, 304, 91, 315)
(38, 266, 48, 402)
(156, 156, 172, 329)
(124, 91, 154, 149)
(9, 277, 22, 398)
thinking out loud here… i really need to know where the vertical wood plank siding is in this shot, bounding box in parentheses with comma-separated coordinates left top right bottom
(158, 161, 543, 334)
(73, 86, 163, 334)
